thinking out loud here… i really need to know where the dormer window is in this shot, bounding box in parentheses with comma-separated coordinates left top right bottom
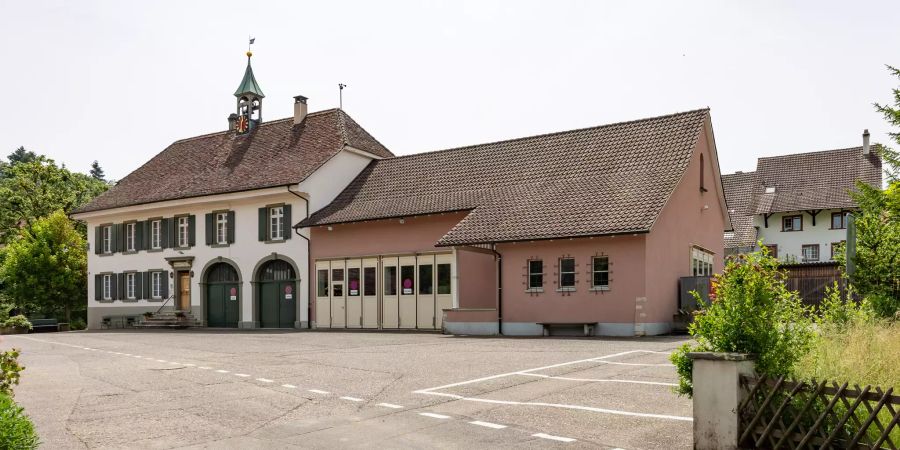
(765, 186, 776, 194)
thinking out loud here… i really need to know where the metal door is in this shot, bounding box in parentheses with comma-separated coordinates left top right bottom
(315, 261, 331, 328)
(206, 262, 240, 328)
(398, 256, 417, 329)
(381, 257, 399, 329)
(362, 258, 379, 328)
(259, 281, 278, 328)
(346, 259, 362, 328)
(330, 261, 347, 328)
(416, 254, 436, 329)
(435, 253, 454, 329)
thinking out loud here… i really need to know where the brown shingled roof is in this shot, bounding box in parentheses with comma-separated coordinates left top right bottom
(747, 146, 882, 215)
(298, 109, 712, 246)
(722, 171, 758, 249)
(73, 109, 392, 214)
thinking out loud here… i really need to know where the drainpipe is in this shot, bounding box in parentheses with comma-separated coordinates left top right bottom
(288, 187, 312, 329)
(491, 244, 503, 335)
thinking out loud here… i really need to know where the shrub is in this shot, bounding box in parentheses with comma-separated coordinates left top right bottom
(0, 349, 24, 397)
(671, 247, 814, 396)
(69, 318, 86, 330)
(0, 393, 39, 449)
(2, 315, 32, 330)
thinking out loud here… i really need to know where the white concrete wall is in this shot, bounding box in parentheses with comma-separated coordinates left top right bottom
(299, 149, 375, 213)
(754, 208, 849, 262)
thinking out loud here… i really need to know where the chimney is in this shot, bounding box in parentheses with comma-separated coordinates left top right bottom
(863, 129, 870, 155)
(293, 95, 308, 125)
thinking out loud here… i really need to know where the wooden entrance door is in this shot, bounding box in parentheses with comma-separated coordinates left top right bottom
(177, 271, 191, 310)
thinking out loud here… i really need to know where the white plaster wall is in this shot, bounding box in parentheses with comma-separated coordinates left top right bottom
(754, 209, 849, 262)
(299, 149, 375, 213)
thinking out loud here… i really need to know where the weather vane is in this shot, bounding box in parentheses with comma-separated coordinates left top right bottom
(339, 83, 347, 109)
(247, 36, 255, 57)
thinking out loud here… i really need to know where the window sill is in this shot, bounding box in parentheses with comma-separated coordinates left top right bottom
(264, 239, 287, 244)
(525, 288, 544, 293)
(147, 298, 164, 302)
(556, 287, 576, 293)
(590, 287, 610, 292)
(123, 250, 138, 255)
(98, 299, 114, 303)
(99, 252, 115, 257)
(781, 230, 803, 232)
(174, 246, 191, 251)
(147, 248, 164, 253)
(210, 243, 231, 248)
(123, 298, 138, 303)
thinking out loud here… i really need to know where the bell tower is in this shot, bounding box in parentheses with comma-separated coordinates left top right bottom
(229, 49, 265, 134)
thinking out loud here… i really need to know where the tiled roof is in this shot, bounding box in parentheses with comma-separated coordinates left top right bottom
(747, 146, 882, 215)
(74, 109, 392, 213)
(722, 171, 758, 249)
(298, 109, 712, 246)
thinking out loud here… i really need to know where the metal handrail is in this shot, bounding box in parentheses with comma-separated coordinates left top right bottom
(155, 294, 176, 315)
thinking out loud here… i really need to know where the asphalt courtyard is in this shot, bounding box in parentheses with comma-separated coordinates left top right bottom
(2, 330, 693, 449)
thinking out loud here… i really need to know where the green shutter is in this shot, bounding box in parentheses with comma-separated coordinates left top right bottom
(134, 272, 144, 299)
(227, 211, 236, 243)
(205, 213, 214, 246)
(142, 272, 150, 299)
(161, 271, 169, 298)
(135, 221, 145, 251)
(188, 215, 196, 247)
(111, 273, 120, 300)
(166, 218, 176, 248)
(283, 205, 292, 240)
(111, 224, 119, 253)
(258, 207, 267, 241)
(94, 274, 102, 300)
(94, 226, 102, 255)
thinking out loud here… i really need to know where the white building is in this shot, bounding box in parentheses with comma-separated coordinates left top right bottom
(723, 131, 882, 263)
(71, 54, 393, 329)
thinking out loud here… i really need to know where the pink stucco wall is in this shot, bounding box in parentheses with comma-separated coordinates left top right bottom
(457, 248, 497, 310)
(644, 123, 727, 323)
(495, 235, 647, 324)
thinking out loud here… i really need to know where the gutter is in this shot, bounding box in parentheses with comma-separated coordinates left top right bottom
(491, 244, 503, 336)
(287, 187, 312, 329)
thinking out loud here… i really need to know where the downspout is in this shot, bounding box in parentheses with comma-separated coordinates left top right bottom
(491, 244, 503, 335)
(288, 187, 312, 329)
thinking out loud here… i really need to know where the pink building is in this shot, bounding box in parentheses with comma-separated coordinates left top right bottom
(297, 109, 730, 336)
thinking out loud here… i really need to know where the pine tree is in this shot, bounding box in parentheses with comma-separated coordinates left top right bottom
(89, 160, 106, 181)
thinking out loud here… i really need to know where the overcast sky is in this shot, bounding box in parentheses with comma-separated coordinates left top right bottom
(2, 1, 899, 180)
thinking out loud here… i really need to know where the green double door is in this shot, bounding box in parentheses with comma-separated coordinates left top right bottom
(207, 283, 240, 328)
(259, 280, 296, 328)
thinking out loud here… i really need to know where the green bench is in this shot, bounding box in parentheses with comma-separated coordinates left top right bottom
(30, 318, 64, 333)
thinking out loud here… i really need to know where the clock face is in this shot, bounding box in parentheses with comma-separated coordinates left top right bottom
(236, 115, 249, 133)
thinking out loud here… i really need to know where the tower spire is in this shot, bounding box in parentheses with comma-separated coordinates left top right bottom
(229, 40, 265, 133)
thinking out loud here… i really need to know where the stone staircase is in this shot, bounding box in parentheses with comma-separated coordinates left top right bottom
(133, 310, 201, 329)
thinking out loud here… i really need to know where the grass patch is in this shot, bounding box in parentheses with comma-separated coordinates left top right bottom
(794, 319, 900, 389)
(0, 393, 39, 449)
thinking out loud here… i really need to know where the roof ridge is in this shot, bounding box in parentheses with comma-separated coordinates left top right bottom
(757, 145, 868, 161)
(171, 109, 341, 145)
(386, 108, 710, 161)
(722, 170, 757, 177)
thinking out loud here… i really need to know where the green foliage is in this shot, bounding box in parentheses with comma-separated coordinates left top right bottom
(89, 160, 105, 181)
(6, 147, 37, 166)
(0, 211, 87, 322)
(0, 393, 39, 449)
(671, 247, 814, 396)
(2, 315, 32, 330)
(816, 283, 873, 329)
(796, 318, 899, 389)
(0, 349, 23, 397)
(69, 318, 86, 331)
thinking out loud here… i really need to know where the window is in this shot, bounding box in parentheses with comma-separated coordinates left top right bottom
(177, 216, 189, 247)
(348, 268, 360, 296)
(125, 273, 136, 299)
(691, 247, 714, 276)
(364, 267, 377, 296)
(419, 264, 433, 295)
(527, 260, 543, 290)
(831, 241, 845, 259)
(102, 274, 112, 300)
(437, 263, 451, 295)
(102, 226, 112, 254)
(151, 272, 162, 299)
(400, 265, 415, 295)
(125, 223, 136, 252)
(269, 206, 284, 241)
(558, 258, 576, 290)
(831, 212, 847, 229)
(592, 256, 609, 290)
(765, 244, 778, 259)
(802, 244, 820, 262)
(317, 269, 329, 297)
(782, 215, 802, 232)
(216, 212, 228, 244)
(150, 220, 161, 249)
(331, 268, 344, 297)
(383, 266, 397, 296)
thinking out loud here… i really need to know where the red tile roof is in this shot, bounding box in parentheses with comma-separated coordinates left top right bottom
(298, 109, 712, 246)
(722, 171, 758, 249)
(73, 109, 392, 213)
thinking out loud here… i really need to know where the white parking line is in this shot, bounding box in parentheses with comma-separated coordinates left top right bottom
(156, 359, 168, 363)
(168, 361, 181, 365)
(234, 373, 251, 377)
(469, 420, 506, 429)
(256, 378, 274, 383)
(340, 396, 364, 402)
(198, 366, 211, 370)
(182, 363, 195, 367)
(215, 369, 230, 373)
(517, 373, 677, 387)
(532, 432, 576, 443)
(282, 384, 297, 389)
(595, 360, 674, 367)
(377, 403, 404, 409)
(419, 412, 451, 419)
(308, 389, 329, 394)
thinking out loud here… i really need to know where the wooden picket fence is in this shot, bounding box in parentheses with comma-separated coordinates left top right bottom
(739, 375, 900, 449)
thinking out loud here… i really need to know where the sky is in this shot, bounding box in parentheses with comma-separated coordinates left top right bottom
(2, 1, 899, 181)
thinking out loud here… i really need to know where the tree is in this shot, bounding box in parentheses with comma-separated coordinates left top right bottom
(0, 156, 108, 244)
(0, 211, 87, 323)
(89, 160, 105, 181)
(847, 65, 900, 318)
(6, 147, 36, 166)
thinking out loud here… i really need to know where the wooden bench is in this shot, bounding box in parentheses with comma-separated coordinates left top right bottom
(537, 322, 595, 336)
(30, 318, 59, 333)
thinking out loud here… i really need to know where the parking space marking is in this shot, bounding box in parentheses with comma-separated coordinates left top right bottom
(234, 373, 251, 377)
(198, 366, 212, 370)
(215, 369, 230, 373)
(282, 384, 297, 389)
(420, 412, 451, 419)
(340, 396, 364, 402)
(469, 420, 506, 429)
(377, 403, 404, 409)
(256, 378, 274, 383)
(595, 360, 673, 367)
(308, 389, 329, 394)
(532, 432, 576, 443)
(517, 373, 677, 387)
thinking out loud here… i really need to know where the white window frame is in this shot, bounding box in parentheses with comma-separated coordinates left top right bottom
(177, 216, 189, 247)
(102, 225, 112, 254)
(150, 220, 161, 249)
(125, 222, 136, 252)
(802, 244, 820, 262)
(269, 206, 284, 241)
(151, 272, 162, 299)
(691, 247, 714, 276)
(125, 273, 136, 299)
(216, 212, 228, 245)
(591, 256, 610, 290)
(527, 259, 543, 291)
(558, 257, 576, 290)
(102, 274, 112, 300)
